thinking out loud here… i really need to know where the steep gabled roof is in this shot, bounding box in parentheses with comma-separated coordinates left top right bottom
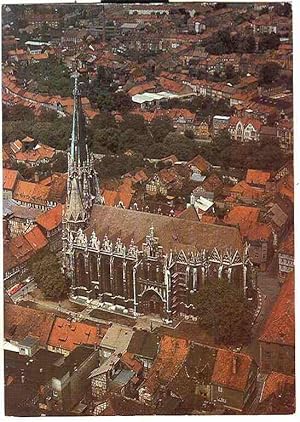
(3, 168, 20, 191)
(36, 204, 64, 232)
(211, 348, 253, 392)
(87, 205, 244, 254)
(259, 272, 294, 346)
(5, 303, 55, 347)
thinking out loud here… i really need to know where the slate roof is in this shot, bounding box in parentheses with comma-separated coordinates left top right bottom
(127, 329, 159, 360)
(86, 205, 243, 254)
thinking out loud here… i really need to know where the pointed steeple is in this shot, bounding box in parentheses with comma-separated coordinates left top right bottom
(64, 177, 86, 222)
(70, 71, 87, 165)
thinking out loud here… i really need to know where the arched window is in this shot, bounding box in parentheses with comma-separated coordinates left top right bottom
(76, 253, 89, 289)
(90, 254, 98, 282)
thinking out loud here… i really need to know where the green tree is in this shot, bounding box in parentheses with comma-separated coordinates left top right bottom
(192, 279, 254, 345)
(259, 61, 281, 85)
(259, 33, 280, 52)
(29, 249, 69, 300)
(150, 116, 175, 142)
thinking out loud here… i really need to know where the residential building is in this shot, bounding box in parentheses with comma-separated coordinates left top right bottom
(257, 372, 295, 414)
(36, 204, 64, 251)
(4, 303, 55, 351)
(228, 116, 262, 143)
(50, 345, 99, 413)
(99, 325, 134, 358)
(259, 272, 294, 376)
(127, 329, 159, 372)
(138, 335, 257, 412)
(47, 317, 106, 356)
(3, 168, 21, 199)
(278, 230, 294, 280)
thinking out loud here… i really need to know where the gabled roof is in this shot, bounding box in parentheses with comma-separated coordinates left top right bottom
(188, 154, 211, 173)
(47, 317, 104, 352)
(3, 168, 19, 191)
(279, 230, 294, 256)
(142, 335, 190, 396)
(224, 205, 260, 238)
(259, 272, 294, 346)
(230, 180, 264, 200)
(36, 204, 64, 231)
(127, 330, 159, 360)
(13, 180, 50, 206)
(100, 325, 133, 354)
(260, 372, 295, 403)
(24, 226, 48, 251)
(211, 349, 253, 392)
(87, 205, 244, 254)
(246, 169, 271, 186)
(5, 303, 55, 347)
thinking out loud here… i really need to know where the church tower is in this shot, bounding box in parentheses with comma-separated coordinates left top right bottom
(62, 72, 101, 275)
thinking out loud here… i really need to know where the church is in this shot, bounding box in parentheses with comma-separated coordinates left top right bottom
(62, 75, 254, 323)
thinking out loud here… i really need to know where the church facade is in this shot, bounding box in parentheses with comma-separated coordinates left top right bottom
(62, 76, 254, 323)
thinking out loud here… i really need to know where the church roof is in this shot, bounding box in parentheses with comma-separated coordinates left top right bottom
(86, 205, 243, 253)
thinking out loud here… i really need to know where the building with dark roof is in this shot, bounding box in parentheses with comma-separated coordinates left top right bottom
(127, 329, 159, 371)
(62, 76, 254, 323)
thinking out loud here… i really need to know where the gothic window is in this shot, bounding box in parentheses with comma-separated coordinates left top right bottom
(90, 254, 98, 282)
(76, 253, 89, 289)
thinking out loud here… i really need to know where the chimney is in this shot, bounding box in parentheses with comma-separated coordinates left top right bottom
(232, 355, 238, 375)
(34, 172, 39, 183)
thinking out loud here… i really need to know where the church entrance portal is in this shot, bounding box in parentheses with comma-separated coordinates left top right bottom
(139, 289, 164, 317)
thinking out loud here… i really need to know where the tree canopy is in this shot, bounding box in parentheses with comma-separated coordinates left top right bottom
(191, 278, 254, 346)
(28, 249, 69, 300)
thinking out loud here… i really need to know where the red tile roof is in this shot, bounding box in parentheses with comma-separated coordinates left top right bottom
(24, 226, 48, 251)
(3, 168, 19, 191)
(259, 272, 294, 346)
(246, 222, 272, 241)
(261, 372, 295, 403)
(279, 231, 294, 256)
(128, 82, 156, 96)
(121, 352, 143, 374)
(5, 303, 55, 347)
(224, 206, 260, 238)
(13, 180, 50, 206)
(246, 169, 271, 186)
(230, 180, 264, 200)
(143, 335, 189, 395)
(211, 349, 253, 391)
(47, 317, 106, 352)
(188, 154, 210, 173)
(36, 204, 64, 231)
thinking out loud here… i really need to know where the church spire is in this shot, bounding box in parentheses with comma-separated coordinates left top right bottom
(70, 70, 87, 166)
